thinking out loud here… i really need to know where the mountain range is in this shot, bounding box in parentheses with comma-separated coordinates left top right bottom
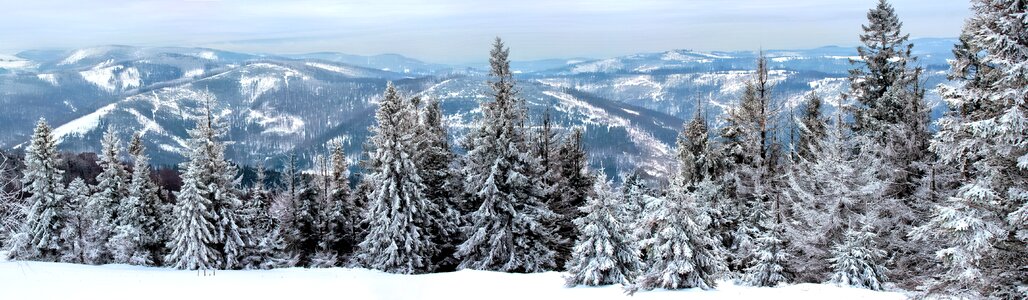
(0, 38, 959, 178)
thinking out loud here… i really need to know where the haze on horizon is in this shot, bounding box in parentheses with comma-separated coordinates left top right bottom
(0, 0, 968, 64)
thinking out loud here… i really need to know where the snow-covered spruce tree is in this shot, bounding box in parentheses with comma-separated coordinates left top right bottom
(258, 221, 293, 269)
(848, 0, 922, 134)
(457, 38, 559, 273)
(165, 164, 215, 270)
(355, 83, 436, 274)
(271, 152, 319, 267)
(308, 153, 338, 267)
(274, 152, 301, 260)
(564, 170, 641, 287)
(534, 108, 561, 208)
(911, 2, 1028, 298)
(632, 171, 726, 291)
(166, 95, 247, 270)
(349, 147, 375, 246)
(828, 223, 888, 291)
(321, 141, 355, 263)
(417, 98, 463, 271)
(785, 111, 885, 283)
(677, 103, 735, 256)
(240, 162, 276, 269)
(9, 119, 66, 261)
(719, 53, 784, 274)
(679, 99, 721, 186)
(846, 0, 933, 282)
(86, 127, 127, 264)
(109, 133, 163, 265)
(743, 202, 790, 287)
(532, 108, 569, 267)
(552, 128, 594, 269)
(61, 177, 92, 263)
(294, 179, 322, 267)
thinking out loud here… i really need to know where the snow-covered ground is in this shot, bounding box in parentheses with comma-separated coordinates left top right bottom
(0, 254, 906, 300)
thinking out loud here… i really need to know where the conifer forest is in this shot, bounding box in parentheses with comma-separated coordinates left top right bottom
(0, 0, 1024, 299)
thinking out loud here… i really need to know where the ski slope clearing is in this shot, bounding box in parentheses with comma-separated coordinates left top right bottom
(0, 257, 907, 300)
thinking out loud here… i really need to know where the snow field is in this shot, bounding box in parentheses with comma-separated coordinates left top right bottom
(0, 258, 907, 300)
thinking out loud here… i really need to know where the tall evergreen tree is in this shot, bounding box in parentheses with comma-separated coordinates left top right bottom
(552, 128, 593, 269)
(60, 177, 91, 264)
(110, 133, 162, 265)
(632, 170, 726, 291)
(166, 95, 246, 270)
(308, 153, 338, 267)
(743, 203, 790, 287)
(564, 170, 640, 287)
(845, 0, 933, 282)
(294, 178, 321, 267)
(355, 83, 436, 274)
(322, 141, 355, 262)
(911, 1, 1028, 298)
(847, 0, 920, 134)
(457, 38, 559, 273)
(273, 152, 315, 267)
(241, 161, 279, 269)
(86, 127, 127, 264)
(417, 98, 462, 271)
(720, 53, 784, 273)
(9, 119, 66, 261)
(247, 162, 296, 269)
(785, 113, 885, 282)
(535, 108, 561, 205)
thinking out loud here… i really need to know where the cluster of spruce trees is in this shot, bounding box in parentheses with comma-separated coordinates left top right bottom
(1, 0, 1025, 298)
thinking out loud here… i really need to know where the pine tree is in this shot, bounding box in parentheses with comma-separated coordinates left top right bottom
(720, 53, 784, 274)
(552, 128, 593, 269)
(911, 1, 1028, 298)
(457, 38, 559, 273)
(241, 161, 277, 269)
(535, 108, 561, 206)
(110, 133, 162, 265)
(785, 113, 885, 282)
(308, 153, 339, 268)
(564, 171, 641, 287)
(9, 119, 66, 261)
(60, 177, 91, 263)
(743, 204, 790, 287)
(417, 98, 462, 271)
(165, 165, 215, 270)
(322, 141, 355, 263)
(355, 83, 436, 274)
(828, 224, 888, 291)
(243, 162, 296, 269)
(846, 0, 933, 282)
(166, 94, 247, 270)
(87, 127, 127, 264)
(847, 0, 919, 133)
(632, 172, 726, 291)
(294, 180, 321, 267)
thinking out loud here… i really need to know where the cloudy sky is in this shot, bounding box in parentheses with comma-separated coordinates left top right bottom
(0, 0, 969, 63)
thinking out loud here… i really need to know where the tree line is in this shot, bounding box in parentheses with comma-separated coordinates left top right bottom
(0, 0, 1024, 298)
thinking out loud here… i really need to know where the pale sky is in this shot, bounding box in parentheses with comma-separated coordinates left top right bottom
(0, 0, 969, 64)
